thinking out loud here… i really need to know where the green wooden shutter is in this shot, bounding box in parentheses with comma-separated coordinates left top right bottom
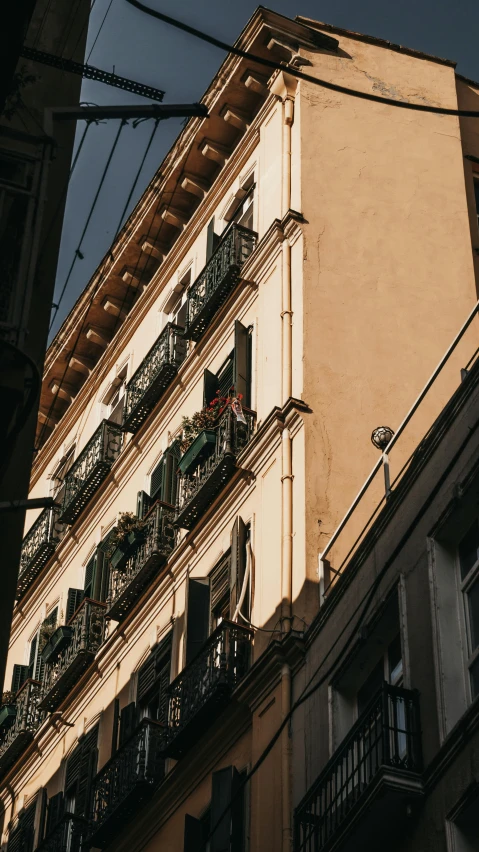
(66, 589, 83, 623)
(83, 554, 97, 599)
(11, 664, 29, 694)
(150, 458, 165, 501)
(75, 725, 99, 818)
(162, 443, 180, 507)
(7, 797, 37, 852)
(230, 517, 247, 620)
(233, 321, 250, 405)
(45, 792, 64, 835)
(28, 634, 38, 680)
(210, 766, 244, 852)
(184, 814, 206, 851)
(203, 369, 219, 408)
(137, 490, 152, 519)
(118, 702, 137, 747)
(156, 658, 171, 724)
(185, 578, 210, 665)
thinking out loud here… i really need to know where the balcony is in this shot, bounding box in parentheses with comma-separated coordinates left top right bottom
(107, 501, 176, 622)
(185, 224, 257, 342)
(59, 420, 122, 525)
(122, 322, 187, 433)
(165, 620, 253, 759)
(39, 599, 106, 712)
(17, 506, 65, 599)
(37, 814, 87, 852)
(0, 680, 43, 776)
(176, 406, 256, 530)
(88, 718, 166, 848)
(294, 684, 423, 852)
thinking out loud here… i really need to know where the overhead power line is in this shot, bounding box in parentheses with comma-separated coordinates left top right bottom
(125, 0, 479, 118)
(86, 0, 114, 63)
(20, 46, 166, 102)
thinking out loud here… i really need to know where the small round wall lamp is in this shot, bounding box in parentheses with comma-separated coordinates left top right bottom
(371, 426, 394, 451)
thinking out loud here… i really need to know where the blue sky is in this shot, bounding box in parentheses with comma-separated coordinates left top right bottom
(49, 0, 479, 339)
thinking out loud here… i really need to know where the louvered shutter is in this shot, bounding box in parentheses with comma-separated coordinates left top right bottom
(7, 797, 37, 852)
(233, 321, 250, 405)
(28, 634, 37, 681)
(210, 766, 244, 852)
(137, 655, 156, 703)
(98, 551, 110, 603)
(83, 554, 97, 599)
(162, 444, 180, 507)
(211, 558, 230, 614)
(45, 792, 64, 835)
(206, 217, 220, 261)
(66, 589, 83, 623)
(203, 369, 218, 408)
(65, 743, 82, 792)
(137, 490, 152, 520)
(184, 814, 206, 851)
(230, 518, 247, 620)
(75, 725, 98, 818)
(185, 578, 210, 665)
(35, 648, 45, 684)
(150, 458, 165, 501)
(11, 664, 29, 694)
(118, 703, 137, 747)
(156, 658, 171, 724)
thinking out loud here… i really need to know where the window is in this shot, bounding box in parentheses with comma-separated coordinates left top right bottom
(7, 795, 37, 852)
(137, 634, 172, 724)
(64, 726, 99, 820)
(203, 321, 252, 408)
(50, 448, 75, 504)
(458, 519, 479, 698)
(104, 369, 127, 426)
(29, 608, 58, 683)
(231, 184, 254, 231)
(206, 217, 220, 261)
(83, 546, 110, 603)
(183, 766, 246, 852)
(185, 518, 250, 664)
(149, 442, 181, 506)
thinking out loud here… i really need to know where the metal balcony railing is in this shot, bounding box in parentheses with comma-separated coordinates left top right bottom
(88, 718, 166, 849)
(39, 599, 106, 712)
(294, 684, 422, 852)
(37, 813, 87, 852)
(0, 680, 43, 777)
(17, 506, 65, 599)
(107, 501, 176, 622)
(59, 420, 123, 525)
(176, 406, 256, 530)
(122, 322, 187, 433)
(165, 620, 253, 759)
(185, 224, 257, 342)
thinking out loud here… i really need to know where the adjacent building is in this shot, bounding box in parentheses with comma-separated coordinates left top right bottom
(1, 8, 479, 851)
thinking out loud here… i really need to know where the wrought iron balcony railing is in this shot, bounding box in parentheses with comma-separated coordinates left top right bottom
(165, 620, 253, 759)
(37, 813, 87, 852)
(122, 322, 187, 433)
(59, 420, 123, 525)
(176, 406, 256, 530)
(0, 680, 43, 777)
(88, 718, 166, 849)
(39, 599, 106, 712)
(17, 506, 66, 599)
(294, 684, 422, 852)
(107, 501, 176, 622)
(185, 224, 257, 342)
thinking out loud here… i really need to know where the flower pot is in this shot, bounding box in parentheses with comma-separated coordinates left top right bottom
(0, 704, 17, 730)
(40, 625, 73, 663)
(178, 429, 216, 475)
(127, 529, 145, 548)
(110, 542, 130, 572)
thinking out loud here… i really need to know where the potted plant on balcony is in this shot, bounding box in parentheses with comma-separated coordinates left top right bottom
(0, 692, 17, 730)
(178, 393, 245, 476)
(41, 623, 73, 664)
(108, 513, 146, 572)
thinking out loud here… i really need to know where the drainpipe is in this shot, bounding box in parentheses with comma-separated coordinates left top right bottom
(282, 95, 294, 215)
(281, 662, 293, 852)
(281, 425, 293, 632)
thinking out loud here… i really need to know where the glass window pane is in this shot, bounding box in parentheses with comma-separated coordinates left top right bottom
(388, 634, 403, 685)
(470, 655, 479, 699)
(459, 520, 479, 580)
(468, 580, 479, 651)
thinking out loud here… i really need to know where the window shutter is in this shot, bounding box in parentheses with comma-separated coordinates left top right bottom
(156, 658, 171, 723)
(35, 649, 45, 684)
(75, 725, 98, 818)
(230, 518, 247, 620)
(83, 554, 97, 599)
(211, 766, 244, 852)
(137, 490, 152, 520)
(216, 354, 234, 399)
(185, 578, 210, 665)
(137, 655, 157, 703)
(97, 551, 110, 603)
(203, 369, 219, 408)
(206, 217, 220, 261)
(162, 444, 180, 507)
(176, 301, 188, 330)
(211, 558, 230, 613)
(150, 458, 165, 501)
(66, 589, 83, 623)
(118, 702, 138, 747)
(65, 743, 82, 792)
(233, 321, 250, 405)
(45, 792, 64, 835)
(184, 814, 206, 852)
(138, 634, 172, 705)
(11, 664, 29, 694)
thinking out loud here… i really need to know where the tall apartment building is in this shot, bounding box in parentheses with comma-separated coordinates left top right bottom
(1, 7, 478, 851)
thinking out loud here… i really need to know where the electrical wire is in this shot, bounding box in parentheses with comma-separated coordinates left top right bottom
(113, 117, 161, 239)
(69, 0, 99, 61)
(0, 342, 41, 481)
(57, 0, 85, 60)
(86, 0, 114, 63)
(49, 118, 127, 334)
(125, 0, 479, 119)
